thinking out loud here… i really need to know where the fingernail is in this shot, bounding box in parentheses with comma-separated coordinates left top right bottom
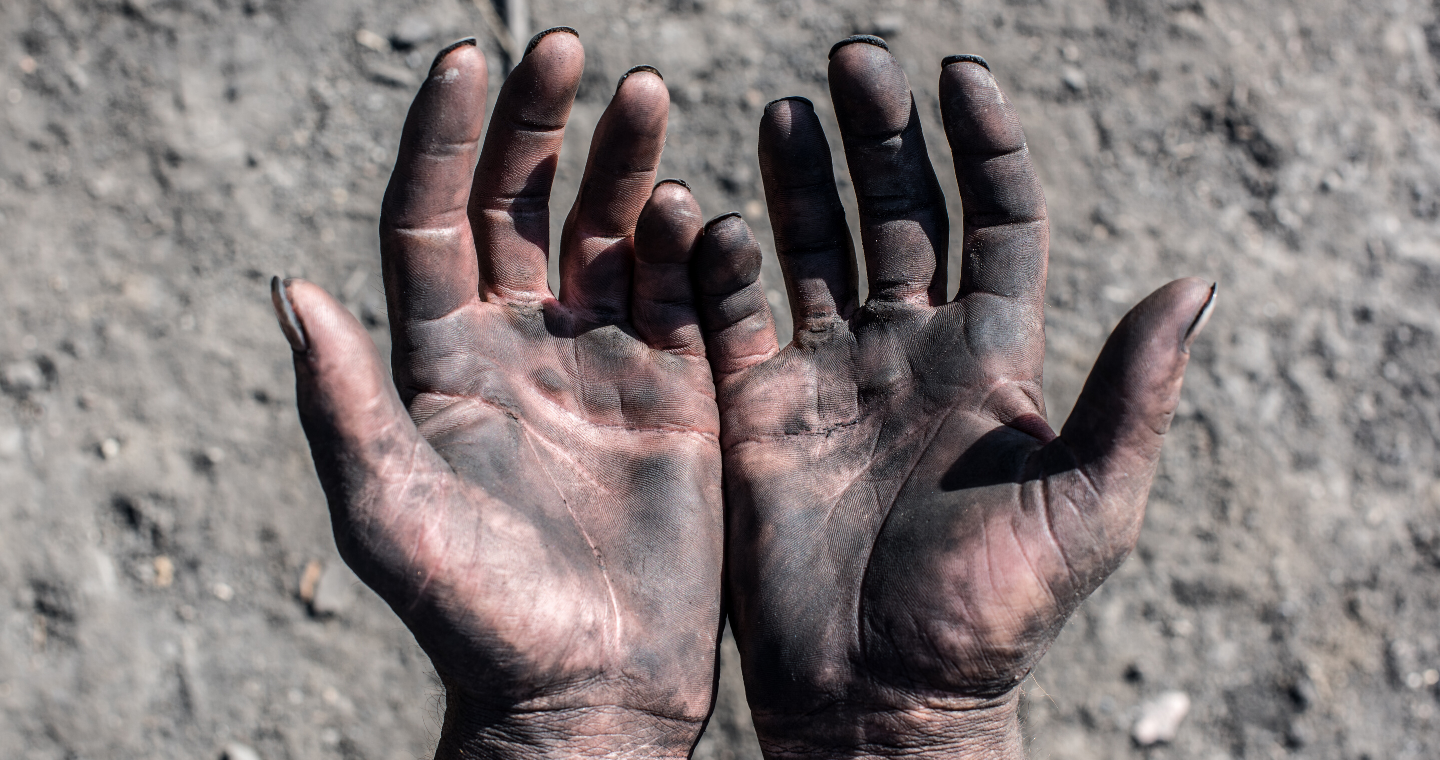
(942, 53, 991, 71)
(524, 26, 579, 58)
(429, 37, 477, 74)
(271, 276, 308, 353)
(764, 95, 813, 112)
(617, 64, 662, 93)
(655, 178, 690, 190)
(829, 34, 889, 60)
(704, 211, 742, 231)
(1182, 282, 1217, 352)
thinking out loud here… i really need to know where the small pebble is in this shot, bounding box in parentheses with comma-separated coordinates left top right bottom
(153, 555, 174, 588)
(222, 742, 261, 760)
(99, 438, 121, 460)
(355, 29, 389, 52)
(212, 582, 234, 601)
(2, 360, 44, 394)
(1062, 66, 1088, 92)
(1133, 691, 1190, 746)
(311, 563, 356, 616)
(391, 16, 436, 48)
(870, 13, 904, 36)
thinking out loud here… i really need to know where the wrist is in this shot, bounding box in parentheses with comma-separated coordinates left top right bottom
(434, 696, 704, 760)
(751, 692, 1023, 760)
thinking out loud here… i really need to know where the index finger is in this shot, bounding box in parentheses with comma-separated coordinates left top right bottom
(940, 56, 1048, 312)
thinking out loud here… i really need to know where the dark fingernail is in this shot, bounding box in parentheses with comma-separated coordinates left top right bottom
(617, 64, 662, 92)
(942, 53, 990, 71)
(655, 178, 690, 190)
(829, 34, 889, 60)
(704, 211, 742, 231)
(429, 37, 477, 74)
(523, 26, 579, 58)
(271, 276, 308, 353)
(764, 95, 813, 112)
(1182, 282, 1217, 352)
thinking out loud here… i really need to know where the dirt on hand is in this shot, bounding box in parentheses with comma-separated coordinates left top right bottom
(1, 1, 1438, 759)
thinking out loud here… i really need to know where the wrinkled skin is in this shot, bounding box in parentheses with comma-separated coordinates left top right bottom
(272, 32, 723, 758)
(691, 38, 1215, 758)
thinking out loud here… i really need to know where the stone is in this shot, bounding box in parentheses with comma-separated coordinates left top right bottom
(1, 360, 44, 395)
(221, 742, 261, 760)
(1133, 691, 1190, 746)
(310, 562, 356, 616)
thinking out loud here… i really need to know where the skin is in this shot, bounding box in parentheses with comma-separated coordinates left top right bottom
(271, 32, 723, 759)
(691, 37, 1215, 758)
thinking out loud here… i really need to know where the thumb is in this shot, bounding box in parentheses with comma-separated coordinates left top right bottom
(271, 277, 437, 531)
(1059, 278, 1216, 511)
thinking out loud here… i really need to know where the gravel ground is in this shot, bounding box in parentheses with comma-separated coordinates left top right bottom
(3, 0, 1440, 758)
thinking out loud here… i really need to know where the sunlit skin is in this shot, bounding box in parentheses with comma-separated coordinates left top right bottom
(690, 37, 1214, 758)
(272, 31, 724, 758)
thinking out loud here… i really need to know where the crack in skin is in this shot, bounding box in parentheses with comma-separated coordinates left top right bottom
(522, 414, 625, 652)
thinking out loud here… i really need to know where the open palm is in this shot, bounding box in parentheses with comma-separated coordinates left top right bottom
(693, 38, 1214, 755)
(274, 33, 721, 757)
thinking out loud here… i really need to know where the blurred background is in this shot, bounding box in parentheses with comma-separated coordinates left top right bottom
(3, 0, 1440, 757)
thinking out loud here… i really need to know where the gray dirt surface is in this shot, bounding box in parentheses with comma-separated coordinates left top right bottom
(2, 0, 1439, 758)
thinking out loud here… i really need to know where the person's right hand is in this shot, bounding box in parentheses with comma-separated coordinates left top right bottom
(692, 37, 1214, 758)
(272, 31, 723, 759)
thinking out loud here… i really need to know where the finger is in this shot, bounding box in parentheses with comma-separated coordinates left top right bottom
(940, 55, 1048, 314)
(693, 214, 780, 378)
(271, 278, 442, 530)
(759, 96, 859, 332)
(559, 65, 670, 320)
(1059, 279, 1217, 510)
(380, 38, 487, 325)
(828, 36, 948, 305)
(469, 27, 584, 302)
(632, 179, 705, 355)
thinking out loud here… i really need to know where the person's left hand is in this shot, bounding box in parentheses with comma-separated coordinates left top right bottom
(691, 36, 1214, 758)
(272, 32, 723, 759)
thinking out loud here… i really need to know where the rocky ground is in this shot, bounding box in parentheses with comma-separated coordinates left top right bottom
(3, 0, 1440, 758)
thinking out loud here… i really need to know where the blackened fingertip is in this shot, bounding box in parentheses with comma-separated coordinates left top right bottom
(942, 53, 990, 71)
(829, 34, 889, 60)
(765, 95, 814, 113)
(270, 276, 308, 353)
(617, 64, 662, 92)
(429, 37, 477, 74)
(704, 211, 743, 231)
(523, 26, 579, 58)
(655, 178, 691, 191)
(1182, 282, 1218, 352)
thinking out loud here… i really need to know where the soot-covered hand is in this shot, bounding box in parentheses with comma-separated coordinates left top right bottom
(272, 32, 722, 759)
(692, 36, 1215, 758)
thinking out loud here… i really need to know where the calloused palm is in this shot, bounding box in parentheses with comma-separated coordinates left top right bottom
(692, 37, 1215, 757)
(272, 32, 722, 758)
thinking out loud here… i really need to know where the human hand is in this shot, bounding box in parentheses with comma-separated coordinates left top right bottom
(272, 31, 721, 759)
(692, 36, 1215, 758)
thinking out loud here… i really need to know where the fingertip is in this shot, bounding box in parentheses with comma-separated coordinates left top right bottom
(636, 181, 703, 264)
(271, 276, 308, 353)
(524, 26, 579, 58)
(429, 37, 478, 75)
(696, 213, 763, 295)
(827, 35, 911, 136)
(829, 34, 889, 60)
(1186, 282, 1218, 347)
(764, 95, 814, 115)
(611, 64, 671, 120)
(941, 53, 990, 71)
(514, 24, 585, 86)
(703, 211, 745, 234)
